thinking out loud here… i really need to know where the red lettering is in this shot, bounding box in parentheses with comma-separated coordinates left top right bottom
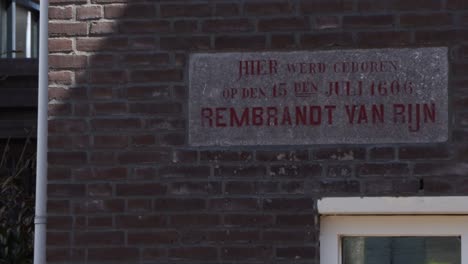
(309, 106, 322, 125)
(295, 106, 307, 125)
(201, 108, 213, 127)
(324, 105, 336, 125)
(393, 104, 405, 123)
(230, 107, 249, 127)
(215, 107, 227, 127)
(345, 105, 357, 124)
(423, 103, 436, 123)
(408, 103, 421, 132)
(372, 104, 384, 124)
(266, 107, 278, 126)
(357, 105, 368, 124)
(281, 107, 292, 125)
(252, 107, 263, 126)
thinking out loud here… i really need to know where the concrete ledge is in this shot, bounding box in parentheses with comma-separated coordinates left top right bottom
(318, 196, 468, 215)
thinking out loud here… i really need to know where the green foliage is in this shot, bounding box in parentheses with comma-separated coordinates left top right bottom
(0, 139, 35, 264)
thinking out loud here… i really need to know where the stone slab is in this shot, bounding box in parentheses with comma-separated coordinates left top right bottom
(188, 47, 448, 146)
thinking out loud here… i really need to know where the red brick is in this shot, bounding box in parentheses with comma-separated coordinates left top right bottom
(116, 183, 166, 196)
(173, 20, 199, 33)
(104, 4, 156, 19)
(49, 38, 73, 52)
(270, 164, 322, 178)
(399, 146, 451, 160)
(301, 0, 353, 13)
(221, 246, 272, 261)
(271, 34, 296, 49)
(263, 198, 314, 211)
(120, 20, 170, 34)
(209, 198, 260, 211)
(126, 86, 171, 101)
(318, 179, 360, 194)
(215, 165, 266, 178)
(415, 30, 468, 44)
(357, 163, 409, 176)
(393, 0, 441, 10)
(76, 5, 102, 20)
(203, 19, 254, 33)
(47, 232, 70, 246)
(258, 18, 309, 32)
(314, 16, 341, 30)
(160, 36, 211, 50)
(343, 15, 394, 28)
(130, 69, 183, 83)
(129, 102, 182, 115)
(201, 150, 253, 162)
(93, 135, 128, 148)
(87, 216, 113, 228)
(301, 33, 353, 48)
(400, 13, 453, 27)
(326, 165, 353, 177)
(49, 22, 87, 36)
(90, 70, 127, 84)
(49, 71, 73, 85)
(76, 37, 128, 52)
(74, 167, 127, 181)
(215, 35, 266, 50)
(121, 54, 170, 66)
(256, 150, 308, 162)
(116, 215, 166, 228)
(169, 181, 221, 195)
(47, 200, 70, 214)
(88, 248, 139, 262)
(215, 3, 240, 16)
(48, 152, 87, 165)
(244, 1, 294, 15)
(48, 216, 73, 230)
(75, 231, 124, 245)
(209, 230, 260, 243)
(277, 246, 316, 259)
(315, 147, 365, 160)
(171, 214, 220, 226)
(142, 248, 166, 261)
(90, 21, 118, 35)
(131, 134, 156, 146)
(160, 4, 211, 17)
(225, 214, 274, 227)
(87, 183, 113, 197)
(49, 184, 85, 198)
(447, 0, 468, 9)
(169, 247, 218, 261)
(74, 199, 125, 214)
(128, 231, 178, 245)
(357, 31, 412, 46)
(49, 55, 87, 69)
(264, 230, 315, 242)
(90, 118, 141, 131)
(369, 147, 395, 160)
(117, 150, 169, 164)
(49, 6, 73, 20)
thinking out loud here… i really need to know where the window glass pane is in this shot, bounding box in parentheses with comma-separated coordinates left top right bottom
(342, 236, 461, 264)
(31, 11, 38, 58)
(16, 4, 28, 58)
(0, 0, 6, 58)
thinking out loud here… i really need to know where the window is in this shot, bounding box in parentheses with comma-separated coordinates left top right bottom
(0, 0, 39, 58)
(319, 197, 468, 264)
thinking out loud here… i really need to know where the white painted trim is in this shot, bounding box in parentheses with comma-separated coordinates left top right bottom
(318, 196, 468, 215)
(25, 10, 31, 58)
(320, 215, 468, 264)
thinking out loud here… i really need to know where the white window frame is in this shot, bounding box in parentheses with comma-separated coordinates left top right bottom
(318, 196, 468, 264)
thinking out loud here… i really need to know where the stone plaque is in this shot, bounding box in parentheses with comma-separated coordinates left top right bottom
(188, 47, 448, 146)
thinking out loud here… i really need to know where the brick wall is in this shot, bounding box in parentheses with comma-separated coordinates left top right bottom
(47, 0, 468, 263)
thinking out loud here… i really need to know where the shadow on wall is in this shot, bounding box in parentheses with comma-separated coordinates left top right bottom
(46, 0, 468, 263)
